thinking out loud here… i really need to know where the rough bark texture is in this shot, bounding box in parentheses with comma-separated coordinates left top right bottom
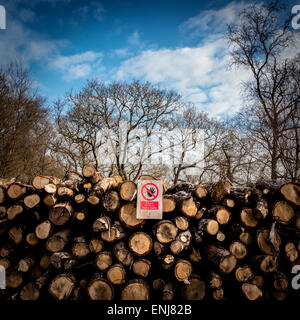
(0, 174, 298, 301)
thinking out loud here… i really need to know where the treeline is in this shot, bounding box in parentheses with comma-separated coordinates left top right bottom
(0, 2, 299, 185)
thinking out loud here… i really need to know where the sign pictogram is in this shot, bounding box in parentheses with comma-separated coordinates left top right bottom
(137, 180, 162, 219)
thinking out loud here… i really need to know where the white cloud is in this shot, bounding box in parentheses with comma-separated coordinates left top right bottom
(49, 51, 104, 81)
(180, 1, 248, 38)
(128, 31, 145, 49)
(116, 38, 250, 116)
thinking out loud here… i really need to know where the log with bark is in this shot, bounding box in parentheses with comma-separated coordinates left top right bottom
(0, 173, 298, 301)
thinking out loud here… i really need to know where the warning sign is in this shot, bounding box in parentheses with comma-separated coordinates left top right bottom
(137, 180, 162, 219)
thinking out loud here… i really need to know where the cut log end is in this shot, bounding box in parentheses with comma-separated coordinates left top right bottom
(129, 232, 153, 256)
(121, 280, 150, 300)
(242, 283, 263, 300)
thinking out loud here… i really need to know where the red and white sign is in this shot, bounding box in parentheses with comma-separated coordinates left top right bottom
(137, 180, 162, 219)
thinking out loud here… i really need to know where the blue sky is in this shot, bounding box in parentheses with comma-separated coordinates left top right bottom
(0, 0, 299, 116)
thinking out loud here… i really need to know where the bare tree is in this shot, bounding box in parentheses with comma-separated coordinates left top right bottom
(0, 62, 61, 182)
(227, 1, 299, 181)
(52, 80, 182, 180)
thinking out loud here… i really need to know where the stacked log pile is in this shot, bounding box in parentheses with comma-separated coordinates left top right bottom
(0, 166, 299, 301)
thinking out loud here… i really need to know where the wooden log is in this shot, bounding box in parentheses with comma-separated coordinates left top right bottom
(48, 273, 75, 300)
(255, 192, 268, 219)
(161, 254, 175, 270)
(93, 177, 119, 194)
(152, 278, 165, 291)
(102, 190, 120, 211)
(273, 272, 289, 291)
(195, 207, 206, 220)
(197, 219, 219, 236)
(206, 244, 237, 274)
(18, 256, 35, 272)
(162, 282, 175, 300)
(46, 229, 71, 253)
(26, 233, 40, 246)
(93, 216, 111, 232)
(50, 252, 73, 269)
(32, 176, 52, 189)
(107, 264, 126, 285)
(212, 288, 224, 300)
(163, 195, 176, 213)
(35, 220, 52, 240)
(296, 211, 300, 230)
(44, 183, 57, 194)
(119, 181, 137, 201)
(49, 202, 72, 226)
(57, 186, 74, 197)
(132, 259, 151, 277)
(216, 231, 226, 242)
(257, 228, 281, 255)
(8, 225, 23, 244)
(0, 205, 6, 220)
(72, 236, 90, 259)
(0, 186, 5, 204)
(155, 220, 178, 244)
(74, 211, 85, 222)
(241, 283, 263, 300)
(280, 183, 300, 206)
(210, 179, 231, 203)
(40, 255, 51, 270)
(194, 185, 207, 199)
(174, 259, 192, 282)
(231, 223, 253, 245)
(87, 275, 114, 300)
(74, 194, 85, 204)
(153, 241, 167, 258)
(90, 171, 105, 184)
(24, 194, 40, 209)
(241, 208, 259, 228)
(82, 164, 96, 178)
(0, 258, 11, 269)
(5, 269, 23, 289)
(285, 243, 298, 262)
(179, 197, 197, 217)
(251, 275, 264, 288)
(182, 276, 206, 300)
(0, 244, 14, 258)
(113, 241, 133, 266)
(89, 238, 104, 254)
(7, 183, 27, 200)
(20, 282, 40, 300)
(209, 272, 222, 289)
(119, 202, 145, 228)
(7, 204, 23, 220)
(101, 222, 126, 243)
(174, 216, 189, 231)
(121, 279, 150, 300)
(189, 246, 201, 263)
(235, 266, 253, 282)
(272, 201, 294, 222)
(87, 195, 100, 206)
(170, 240, 184, 255)
(222, 198, 235, 208)
(43, 194, 56, 207)
(229, 241, 247, 260)
(257, 255, 278, 273)
(95, 251, 113, 271)
(129, 232, 153, 256)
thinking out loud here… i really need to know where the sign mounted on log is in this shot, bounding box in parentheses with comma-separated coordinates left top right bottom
(137, 180, 162, 219)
